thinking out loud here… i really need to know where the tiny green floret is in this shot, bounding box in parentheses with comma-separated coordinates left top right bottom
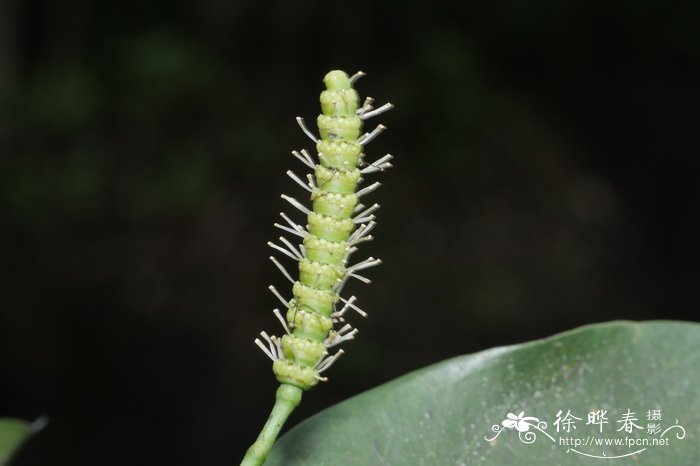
(241, 70, 393, 466)
(323, 69, 353, 91)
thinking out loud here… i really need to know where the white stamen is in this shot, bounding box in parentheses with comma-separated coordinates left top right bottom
(279, 212, 307, 236)
(325, 332, 357, 348)
(292, 150, 315, 169)
(337, 295, 367, 317)
(356, 96, 375, 115)
(324, 324, 358, 348)
(332, 296, 354, 319)
(336, 260, 376, 291)
(296, 117, 319, 143)
(274, 222, 305, 238)
(361, 154, 394, 174)
(274, 337, 282, 358)
(355, 182, 381, 198)
(348, 71, 366, 84)
(279, 236, 303, 259)
(353, 214, 376, 224)
(359, 102, 394, 120)
(280, 236, 304, 259)
(352, 235, 373, 246)
(273, 308, 290, 335)
(287, 170, 313, 193)
(255, 338, 277, 361)
(348, 272, 372, 284)
(270, 333, 283, 360)
(301, 149, 315, 164)
(357, 124, 386, 145)
(270, 256, 295, 283)
(353, 203, 365, 213)
(354, 203, 380, 219)
(341, 247, 358, 268)
(348, 221, 376, 244)
(255, 331, 280, 361)
(316, 349, 345, 373)
(263, 331, 277, 355)
(268, 285, 291, 309)
(306, 173, 316, 189)
(347, 257, 382, 274)
(281, 194, 311, 215)
(268, 241, 300, 261)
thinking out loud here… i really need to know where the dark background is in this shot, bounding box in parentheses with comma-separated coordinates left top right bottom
(1, 0, 698, 464)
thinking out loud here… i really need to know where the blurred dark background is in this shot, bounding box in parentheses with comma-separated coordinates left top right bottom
(1, 0, 698, 464)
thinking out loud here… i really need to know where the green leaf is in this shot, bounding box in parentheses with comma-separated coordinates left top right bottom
(266, 321, 700, 465)
(0, 418, 45, 465)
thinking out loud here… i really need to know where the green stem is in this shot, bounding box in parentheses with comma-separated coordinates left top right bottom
(241, 383, 303, 466)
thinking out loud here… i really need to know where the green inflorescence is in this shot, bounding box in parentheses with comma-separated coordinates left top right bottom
(242, 69, 392, 466)
(270, 69, 390, 390)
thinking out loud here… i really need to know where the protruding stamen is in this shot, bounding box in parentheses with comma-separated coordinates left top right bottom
(348, 221, 376, 245)
(355, 203, 380, 218)
(316, 349, 345, 373)
(281, 194, 311, 215)
(267, 239, 301, 261)
(278, 212, 307, 237)
(356, 96, 375, 115)
(268, 285, 291, 309)
(353, 203, 365, 213)
(337, 295, 367, 317)
(279, 236, 303, 260)
(353, 214, 375, 224)
(255, 331, 280, 361)
(272, 308, 291, 335)
(353, 203, 380, 224)
(255, 338, 276, 361)
(348, 71, 366, 84)
(287, 170, 313, 193)
(355, 182, 381, 198)
(352, 235, 373, 246)
(325, 332, 357, 348)
(332, 295, 353, 320)
(324, 324, 358, 348)
(292, 150, 315, 169)
(361, 154, 394, 174)
(270, 256, 295, 283)
(347, 257, 382, 274)
(357, 124, 386, 145)
(273, 336, 282, 360)
(296, 117, 319, 143)
(306, 173, 317, 189)
(359, 102, 394, 120)
(334, 262, 374, 293)
(263, 331, 276, 354)
(301, 149, 315, 163)
(347, 272, 372, 284)
(274, 222, 306, 238)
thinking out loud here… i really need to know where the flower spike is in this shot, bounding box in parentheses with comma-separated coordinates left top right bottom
(243, 69, 393, 466)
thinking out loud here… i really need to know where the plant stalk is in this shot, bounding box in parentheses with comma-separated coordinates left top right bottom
(241, 383, 303, 466)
